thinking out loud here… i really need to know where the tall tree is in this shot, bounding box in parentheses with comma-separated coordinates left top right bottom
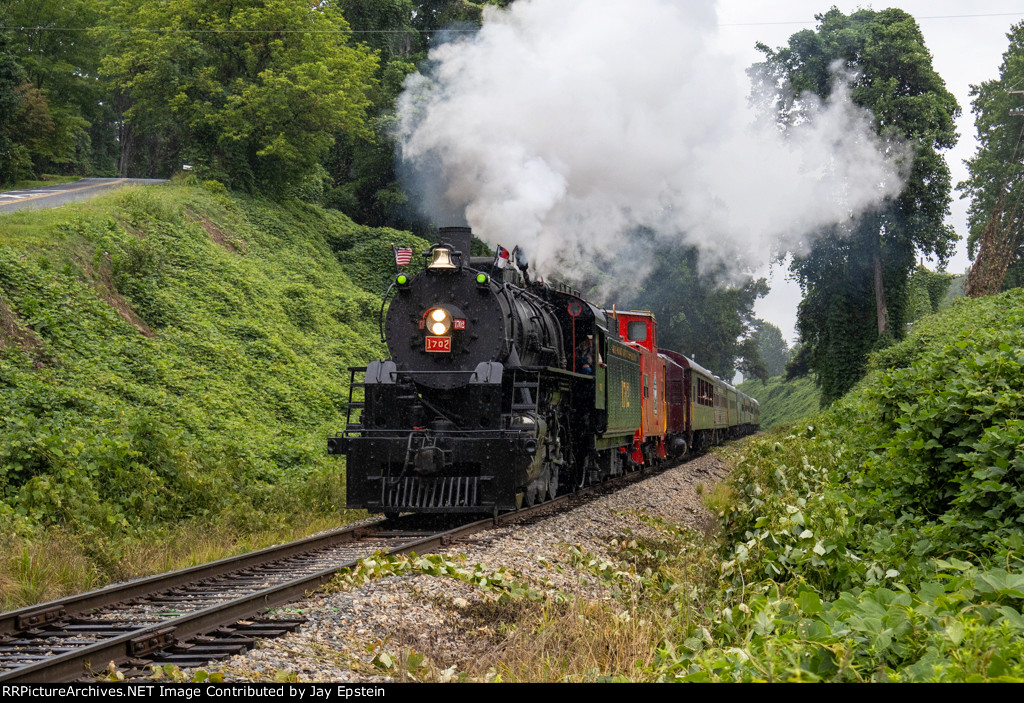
(0, 37, 30, 185)
(325, 0, 510, 228)
(960, 22, 1024, 297)
(749, 320, 790, 379)
(755, 8, 959, 403)
(325, 0, 419, 223)
(0, 33, 68, 186)
(101, 0, 379, 191)
(2, 0, 118, 178)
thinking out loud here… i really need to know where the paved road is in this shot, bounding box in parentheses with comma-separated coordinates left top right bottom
(0, 178, 168, 213)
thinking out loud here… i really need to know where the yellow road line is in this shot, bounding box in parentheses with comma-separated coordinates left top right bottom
(0, 179, 128, 208)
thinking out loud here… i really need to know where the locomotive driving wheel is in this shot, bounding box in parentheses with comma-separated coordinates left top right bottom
(522, 426, 565, 508)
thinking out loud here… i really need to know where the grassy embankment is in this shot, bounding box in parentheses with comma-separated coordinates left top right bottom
(738, 374, 820, 430)
(339, 290, 1024, 682)
(0, 179, 424, 609)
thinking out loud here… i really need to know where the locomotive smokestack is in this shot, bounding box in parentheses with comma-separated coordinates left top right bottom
(438, 226, 473, 258)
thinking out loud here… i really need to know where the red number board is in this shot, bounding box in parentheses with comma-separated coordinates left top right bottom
(425, 336, 451, 353)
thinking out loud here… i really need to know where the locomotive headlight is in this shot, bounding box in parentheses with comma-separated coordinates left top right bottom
(426, 307, 451, 335)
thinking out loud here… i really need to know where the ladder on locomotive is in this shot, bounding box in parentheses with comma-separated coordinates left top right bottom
(509, 369, 541, 420)
(344, 367, 367, 434)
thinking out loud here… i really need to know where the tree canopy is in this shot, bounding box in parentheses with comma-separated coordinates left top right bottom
(100, 0, 379, 192)
(0, 37, 32, 184)
(749, 320, 790, 379)
(960, 22, 1024, 295)
(325, 0, 507, 231)
(755, 7, 959, 403)
(0, 0, 115, 180)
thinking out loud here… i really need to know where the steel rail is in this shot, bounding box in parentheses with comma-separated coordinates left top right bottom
(0, 457, 674, 683)
(0, 522, 379, 638)
(0, 518, 502, 683)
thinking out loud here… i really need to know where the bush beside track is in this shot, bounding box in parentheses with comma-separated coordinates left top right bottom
(694, 289, 1024, 681)
(0, 179, 424, 601)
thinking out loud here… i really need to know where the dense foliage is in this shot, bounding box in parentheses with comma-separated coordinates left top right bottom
(748, 320, 790, 379)
(756, 8, 960, 404)
(906, 264, 954, 323)
(325, 0, 509, 230)
(0, 1, 116, 182)
(960, 22, 1024, 295)
(0, 0, 508, 227)
(100, 0, 379, 193)
(702, 289, 1024, 680)
(0, 181, 423, 558)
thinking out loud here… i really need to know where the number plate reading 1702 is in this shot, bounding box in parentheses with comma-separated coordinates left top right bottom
(425, 336, 451, 353)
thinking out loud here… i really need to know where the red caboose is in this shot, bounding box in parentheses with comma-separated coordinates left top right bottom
(606, 309, 667, 464)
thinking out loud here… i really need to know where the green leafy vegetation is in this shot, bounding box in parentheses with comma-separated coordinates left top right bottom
(748, 320, 790, 379)
(0, 0, 510, 233)
(100, 0, 378, 193)
(906, 265, 954, 324)
(0, 180, 425, 606)
(960, 21, 1024, 296)
(0, 1, 115, 183)
(705, 290, 1024, 680)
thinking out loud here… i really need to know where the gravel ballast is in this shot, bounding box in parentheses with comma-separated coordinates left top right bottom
(193, 453, 730, 682)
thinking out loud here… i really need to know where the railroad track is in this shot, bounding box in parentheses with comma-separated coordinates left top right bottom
(0, 461, 670, 683)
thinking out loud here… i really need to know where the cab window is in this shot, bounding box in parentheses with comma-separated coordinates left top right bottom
(626, 321, 648, 342)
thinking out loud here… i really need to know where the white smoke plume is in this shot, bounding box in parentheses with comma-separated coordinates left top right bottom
(396, 0, 909, 290)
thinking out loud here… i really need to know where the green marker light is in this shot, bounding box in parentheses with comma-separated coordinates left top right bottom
(476, 273, 488, 284)
(396, 273, 408, 285)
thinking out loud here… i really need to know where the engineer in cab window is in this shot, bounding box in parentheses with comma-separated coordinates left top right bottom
(577, 335, 605, 374)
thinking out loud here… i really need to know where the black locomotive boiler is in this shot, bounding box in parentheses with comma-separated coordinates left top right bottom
(328, 227, 594, 515)
(327, 226, 759, 517)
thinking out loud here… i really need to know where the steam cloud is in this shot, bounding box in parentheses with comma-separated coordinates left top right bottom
(396, 0, 909, 290)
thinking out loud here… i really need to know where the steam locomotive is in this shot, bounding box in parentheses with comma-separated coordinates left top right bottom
(327, 227, 759, 516)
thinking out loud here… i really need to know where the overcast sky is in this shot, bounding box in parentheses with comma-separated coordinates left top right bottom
(712, 0, 1024, 344)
